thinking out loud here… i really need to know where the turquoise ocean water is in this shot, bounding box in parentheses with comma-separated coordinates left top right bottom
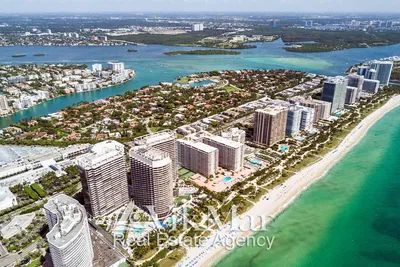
(215, 106, 400, 267)
(1, 39, 400, 128)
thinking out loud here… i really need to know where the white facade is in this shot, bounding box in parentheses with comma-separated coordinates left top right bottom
(286, 105, 302, 137)
(130, 146, 174, 219)
(0, 95, 10, 115)
(192, 23, 204, 31)
(108, 62, 125, 73)
(45, 194, 93, 267)
(92, 63, 102, 72)
(369, 60, 393, 86)
(177, 139, 219, 177)
(202, 135, 244, 172)
(221, 127, 246, 144)
(0, 187, 17, 211)
(77, 141, 129, 217)
(300, 106, 315, 132)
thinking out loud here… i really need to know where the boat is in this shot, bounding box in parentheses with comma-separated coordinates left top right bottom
(12, 54, 26, 58)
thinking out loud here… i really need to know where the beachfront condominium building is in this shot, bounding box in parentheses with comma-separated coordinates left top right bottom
(286, 105, 302, 137)
(177, 139, 218, 177)
(134, 130, 178, 180)
(107, 62, 125, 73)
(345, 87, 358, 104)
(288, 96, 331, 122)
(358, 61, 393, 86)
(130, 146, 173, 219)
(202, 135, 244, 172)
(0, 95, 10, 115)
(321, 77, 348, 113)
(300, 107, 315, 132)
(221, 127, 246, 144)
(313, 100, 332, 120)
(347, 74, 364, 100)
(357, 66, 370, 77)
(253, 107, 288, 146)
(362, 79, 380, 94)
(44, 194, 93, 267)
(76, 140, 129, 217)
(91, 63, 102, 72)
(369, 60, 393, 86)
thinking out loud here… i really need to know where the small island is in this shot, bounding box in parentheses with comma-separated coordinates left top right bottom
(12, 54, 26, 58)
(127, 49, 138, 52)
(164, 50, 241, 56)
(33, 53, 46, 57)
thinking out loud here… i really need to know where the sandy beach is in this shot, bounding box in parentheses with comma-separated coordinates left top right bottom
(178, 95, 400, 267)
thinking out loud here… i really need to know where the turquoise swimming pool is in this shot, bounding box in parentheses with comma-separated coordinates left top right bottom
(251, 159, 262, 164)
(222, 176, 232, 183)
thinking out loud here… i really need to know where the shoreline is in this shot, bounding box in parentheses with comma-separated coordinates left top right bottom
(180, 95, 400, 267)
(0, 73, 136, 120)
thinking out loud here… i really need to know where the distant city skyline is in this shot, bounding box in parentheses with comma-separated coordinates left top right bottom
(0, 0, 399, 13)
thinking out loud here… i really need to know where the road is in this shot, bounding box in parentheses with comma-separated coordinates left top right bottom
(0, 242, 38, 267)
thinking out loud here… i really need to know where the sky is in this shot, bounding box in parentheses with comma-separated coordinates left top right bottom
(0, 0, 399, 13)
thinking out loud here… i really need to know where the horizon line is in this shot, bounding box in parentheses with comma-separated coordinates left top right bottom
(1, 11, 400, 15)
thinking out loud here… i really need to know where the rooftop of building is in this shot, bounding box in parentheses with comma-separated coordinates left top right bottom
(0, 212, 36, 239)
(256, 106, 287, 116)
(130, 146, 170, 161)
(325, 76, 347, 84)
(370, 60, 393, 65)
(76, 140, 124, 170)
(45, 194, 87, 247)
(178, 139, 218, 153)
(133, 130, 176, 146)
(203, 135, 243, 149)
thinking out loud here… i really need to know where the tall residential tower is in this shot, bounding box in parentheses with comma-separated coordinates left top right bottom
(77, 141, 129, 217)
(130, 146, 174, 219)
(321, 77, 348, 113)
(133, 130, 178, 180)
(177, 139, 219, 177)
(202, 135, 244, 172)
(253, 107, 288, 146)
(45, 194, 93, 267)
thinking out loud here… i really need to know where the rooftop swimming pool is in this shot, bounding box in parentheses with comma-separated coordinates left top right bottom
(222, 176, 232, 183)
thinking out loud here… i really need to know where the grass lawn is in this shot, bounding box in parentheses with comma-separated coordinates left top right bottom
(182, 171, 195, 179)
(247, 187, 268, 202)
(159, 247, 187, 267)
(150, 127, 161, 132)
(26, 258, 41, 267)
(178, 168, 190, 176)
(316, 147, 332, 157)
(223, 85, 239, 92)
(288, 154, 321, 172)
(175, 196, 189, 205)
(175, 77, 190, 83)
(143, 249, 158, 260)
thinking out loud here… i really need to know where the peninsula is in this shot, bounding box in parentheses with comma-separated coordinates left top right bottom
(0, 62, 135, 117)
(1, 63, 400, 267)
(164, 50, 241, 56)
